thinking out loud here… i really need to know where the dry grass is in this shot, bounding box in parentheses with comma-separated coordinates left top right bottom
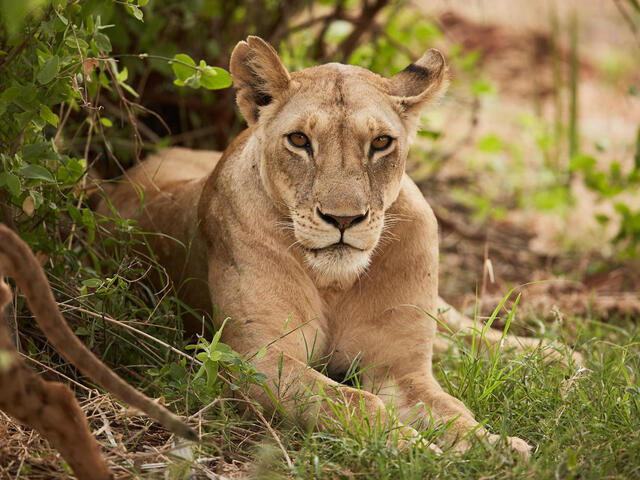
(0, 391, 253, 479)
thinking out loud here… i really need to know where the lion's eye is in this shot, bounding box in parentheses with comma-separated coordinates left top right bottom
(288, 132, 310, 148)
(371, 135, 392, 151)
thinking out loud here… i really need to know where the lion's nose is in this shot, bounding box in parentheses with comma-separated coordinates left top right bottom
(317, 208, 368, 231)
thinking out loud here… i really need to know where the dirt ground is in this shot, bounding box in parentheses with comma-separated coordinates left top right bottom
(412, 0, 640, 321)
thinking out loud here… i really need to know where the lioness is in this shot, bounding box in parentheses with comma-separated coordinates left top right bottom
(97, 36, 559, 456)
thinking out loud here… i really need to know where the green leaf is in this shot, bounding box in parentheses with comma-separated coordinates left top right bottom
(570, 154, 596, 172)
(1, 86, 21, 103)
(37, 55, 59, 84)
(94, 32, 112, 53)
(138, 0, 149, 5)
(19, 164, 55, 182)
(119, 81, 139, 98)
(0, 1, 31, 38)
(55, 9, 68, 25)
(471, 78, 495, 97)
(64, 36, 89, 50)
(126, 4, 144, 21)
(199, 64, 232, 90)
(207, 351, 222, 362)
(39, 105, 59, 127)
(183, 73, 201, 89)
(15, 111, 34, 129)
(477, 134, 503, 153)
(116, 66, 128, 83)
(533, 186, 572, 211)
(417, 129, 441, 140)
(204, 359, 219, 390)
(30, 190, 43, 209)
(101, 117, 113, 127)
(171, 54, 197, 82)
(1, 173, 21, 197)
(22, 142, 50, 161)
(82, 278, 102, 288)
(81, 208, 95, 228)
(167, 362, 187, 381)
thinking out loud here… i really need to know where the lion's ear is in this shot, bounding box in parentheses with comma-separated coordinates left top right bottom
(388, 49, 449, 115)
(230, 36, 291, 125)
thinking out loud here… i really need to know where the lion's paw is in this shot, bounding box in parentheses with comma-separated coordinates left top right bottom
(487, 433, 532, 459)
(396, 425, 442, 454)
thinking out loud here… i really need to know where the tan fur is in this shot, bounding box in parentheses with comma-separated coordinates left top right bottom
(0, 224, 197, 480)
(94, 36, 582, 456)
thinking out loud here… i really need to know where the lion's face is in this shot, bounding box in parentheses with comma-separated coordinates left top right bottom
(230, 37, 448, 287)
(258, 65, 409, 284)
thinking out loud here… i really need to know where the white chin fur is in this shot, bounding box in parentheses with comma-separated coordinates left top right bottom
(303, 246, 372, 289)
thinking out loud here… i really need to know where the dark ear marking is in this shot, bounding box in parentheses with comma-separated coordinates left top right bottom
(255, 91, 273, 107)
(402, 63, 433, 81)
(248, 86, 273, 122)
(229, 36, 290, 125)
(387, 48, 449, 114)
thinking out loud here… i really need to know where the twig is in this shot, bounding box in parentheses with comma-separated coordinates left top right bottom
(0, 192, 16, 231)
(337, 0, 389, 62)
(61, 304, 195, 363)
(66, 113, 94, 250)
(129, 102, 171, 138)
(312, 0, 346, 60)
(168, 126, 217, 144)
(70, 24, 91, 108)
(188, 396, 256, 420)
(216, 374, 294, 470)
(286, 12, 349, 36)
(135, 59, 152, 97)
(94, 111, 133, 176)
(97, 410, 118, 447)
(104, 61, 143, 162)
(102, 100, 163, 142)
(0, 36, 31, 74)
(18, 351, 93, 392)
(53, 102, 74, 149)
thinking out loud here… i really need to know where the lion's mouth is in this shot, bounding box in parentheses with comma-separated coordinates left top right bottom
(305, 241, 365, 254)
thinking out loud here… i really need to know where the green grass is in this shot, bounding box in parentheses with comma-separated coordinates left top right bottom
(232, 319, 635, 479)
(134, 309, 639, 480)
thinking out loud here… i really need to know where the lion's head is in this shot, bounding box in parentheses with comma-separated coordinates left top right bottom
(230, 37, 448, 288)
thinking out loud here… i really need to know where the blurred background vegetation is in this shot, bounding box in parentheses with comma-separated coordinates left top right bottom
(0, 0, 639, 477)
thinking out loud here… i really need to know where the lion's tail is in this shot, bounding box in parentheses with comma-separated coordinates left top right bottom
(0, 224, 198, 442)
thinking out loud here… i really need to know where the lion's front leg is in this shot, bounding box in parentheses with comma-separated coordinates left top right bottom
(247, 347, 384, 430)
(226, 328, 429, 446)
(391, 370, 532, 457)
(342, 306, 531, 457)
(352, 324, 532, 458)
